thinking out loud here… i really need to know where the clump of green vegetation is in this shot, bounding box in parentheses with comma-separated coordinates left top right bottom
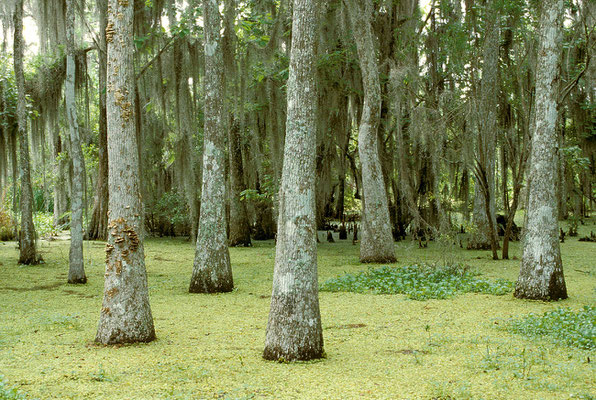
(33, 212, 63, 238)
(320, 264, 513, 300)
(506, 306, 596, 350)
(0, 376, 27, 400)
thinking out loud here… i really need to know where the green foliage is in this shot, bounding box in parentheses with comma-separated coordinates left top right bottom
(32, 187, 50, 213)
(240, 174, 276, 203)
(506, 306, 596, 350)
(82, 143, 99, 177)
(0, 376, 27, 400)
(320, 264, 513, 300)
(237, 9, 274, 48)
(561, 146, 590, 171)
(146, 191, 190, 236)
(33, 212, 63, 238)
(155, 191, 189, 227)
(0, 55, 17, 130)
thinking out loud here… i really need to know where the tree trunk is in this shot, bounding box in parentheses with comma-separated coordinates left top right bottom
(96, 0, 156, 344)
(87, 0, 109, 241)
(189, 0, 233, 293)
(223, 0, 252, 247)
(345, 0, 396, 263)
(502, 181, 521, 260)
(66, 0, 86, 283)
(514, 0, 567, 301)
(228, 119, 252, 246)
(14, 0, 40, 265)
(52, 127, 69, 227)
(263, 0, 323, 362)
(469, 2, 499, 250)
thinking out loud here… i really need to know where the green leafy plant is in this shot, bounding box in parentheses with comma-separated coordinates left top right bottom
(320, 263, 513, 300)
(240, 174, 276, 203)
(506, 306, 596, 350)
(146, 191, 191, 236)
(33, 212, 63, 238)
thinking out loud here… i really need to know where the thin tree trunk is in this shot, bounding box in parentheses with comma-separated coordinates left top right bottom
(53, 127, 69, 227)
(14, 0, 40, 265)
(263, 0, 323, 362)
(87, 0, 109, 241)
(515, 0, 567, 301)
(228, 119, 252, 246)
(189, 0, 233, 293)
(10, 130, 19, 241)
(96, 0, 155, 344)
(502, 181, 521, 260)
(66, 0, 86, 283)
(345, 0, 396, 263)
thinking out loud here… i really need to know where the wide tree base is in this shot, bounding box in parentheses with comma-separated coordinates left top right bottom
(95, 329, 156, 345)
(189, 270, 234, 293)
(229, 238, 252, 247)
(360, 255, 397, 264)
(514, 284, 568, 301)
(263, 345, 325, 362)
(68, 276, 87, 284)
(18, 254, 43, 265)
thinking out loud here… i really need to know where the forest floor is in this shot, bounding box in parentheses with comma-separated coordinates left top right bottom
(0, 219, 595, 399)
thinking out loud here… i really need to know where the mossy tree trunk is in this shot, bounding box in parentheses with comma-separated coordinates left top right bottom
(65, 0, 86, 283)
(87, 0, 109, 241)
(189, 0, 233, 293)
(514, 0, 567, 301)
(345, 0, 396, 264)
(14, 0, 40, 265)
(96, 0, 156, 344)
(263, 0, 324, 362)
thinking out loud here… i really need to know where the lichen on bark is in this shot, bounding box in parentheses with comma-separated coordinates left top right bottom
(345, 0, 396, 264)
(96, 0, 155, 344)
(189, 0, 234, 294)
(263, 0, 324, 362)
(514, 0, 567, 301)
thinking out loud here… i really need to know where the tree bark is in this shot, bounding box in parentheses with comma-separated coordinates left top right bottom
(514, 0, 567, 301)
(228, 119, 252, 246)
(263, 0, 324, 362)
(66, 0, 87, 283)
(14, 0, 40, 265)
(189, 0, 234, 293)
(468, 2, 499, 250)
(52, 127, 69, 227)
(96, 0, 156, 344)
(87, 0, 109, 241)
(345, 0, 396, 263)
(223, 0, 252, 247)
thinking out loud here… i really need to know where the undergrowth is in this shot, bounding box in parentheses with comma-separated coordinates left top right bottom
(320, 264, 514, 300)
(32, 212, 63, 238)
(506, 306, 596, 350)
